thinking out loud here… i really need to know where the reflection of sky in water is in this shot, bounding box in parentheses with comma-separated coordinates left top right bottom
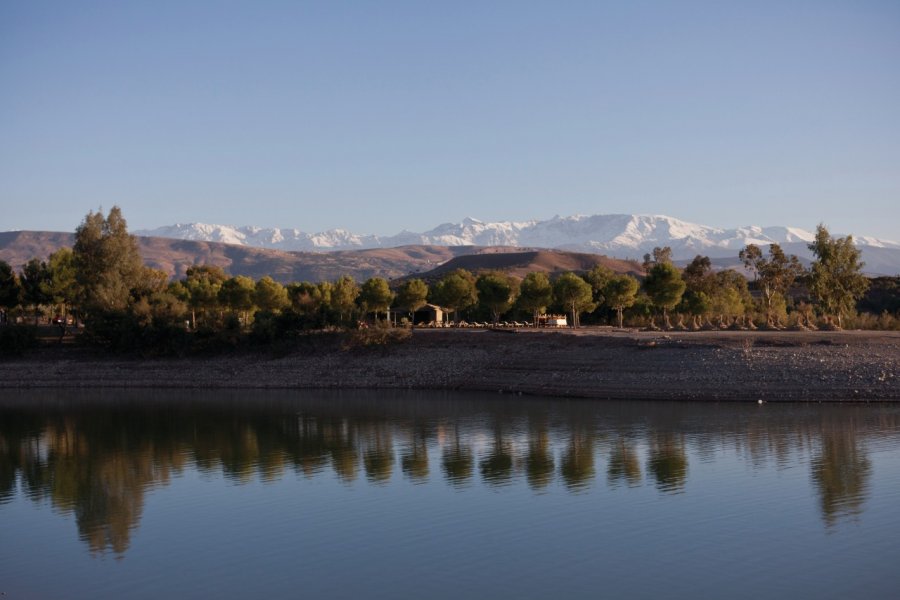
(2, 390, 900, 599)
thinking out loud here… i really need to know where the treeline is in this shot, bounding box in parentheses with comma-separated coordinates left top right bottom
(0, 207, 896, 355)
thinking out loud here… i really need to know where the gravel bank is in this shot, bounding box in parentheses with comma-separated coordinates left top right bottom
(2, 329, 899, 401)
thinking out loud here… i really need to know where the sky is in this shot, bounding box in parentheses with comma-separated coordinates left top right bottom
(1, 0, 899, 239)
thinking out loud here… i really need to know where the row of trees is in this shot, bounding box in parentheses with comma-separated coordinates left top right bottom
(0, 208, 882, 350)
(1, 251, 71, 325)
(636, 225, 871, 331)
(0, 208, 639, 333)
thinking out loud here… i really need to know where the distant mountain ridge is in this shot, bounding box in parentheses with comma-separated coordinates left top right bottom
(135, 213, 900, 275)
(0, 231, 639, 283)
(0, 231, 476, 282)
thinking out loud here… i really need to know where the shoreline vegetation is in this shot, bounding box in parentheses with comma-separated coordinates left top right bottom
(2, 328, 898, 402)
(2, 206, 899, 402)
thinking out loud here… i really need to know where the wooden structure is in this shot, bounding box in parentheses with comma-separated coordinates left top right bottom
(389, 303, 448, 326)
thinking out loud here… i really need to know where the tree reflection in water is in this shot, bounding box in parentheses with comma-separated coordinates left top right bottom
(607, 439, 641, 488)
(363, 423, 394, 484)
(647, 433, 689, 493)
(560, 428, 595, 491)
(401, 419, 432, 482)
(289, 415, 329, 478)
(479, 420, 515, 487)
(327, 420, 359, 483)
(811, 418, 872, 527)
(0, 392, 896, 555)
(525, 417, 554, 491)
(441, 425, 474, 486)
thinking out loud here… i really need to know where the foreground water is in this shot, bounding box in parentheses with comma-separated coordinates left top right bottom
(1, 390, 899, 599)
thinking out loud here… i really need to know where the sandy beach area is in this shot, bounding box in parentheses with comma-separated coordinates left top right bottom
(1, 328, 898, 402)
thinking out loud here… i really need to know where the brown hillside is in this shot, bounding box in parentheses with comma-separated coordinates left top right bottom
(0, 232, 641, 283)
(409, 248, 644, 281)
(0, 231, 76, 267)
(0, 231, 477, 282)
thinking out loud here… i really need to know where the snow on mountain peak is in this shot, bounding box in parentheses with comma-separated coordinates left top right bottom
(133, 213, 900, 274)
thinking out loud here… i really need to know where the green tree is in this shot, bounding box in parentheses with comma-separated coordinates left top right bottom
(603, 275, 639, 328)
(710, 286, 744, 324)
(315, 281, 334, 319)
(20, 258, 52, 325)
(254, 276, 289, 313)
(808, 225, 870, 329)
(682, 255, 713, 294)
(395, 278, 429, 327)
(740, 243, 805, 326)
(330, 275, 360, 325)
(0, 260, 22, 324)
(430, 269, 478, 325)
(679, 255, 715, 329)
(584, 264, 614, 307)
(626, 292, 655, 325)
(681, 290, 712, 328)
(358, 277, 394, 322)
(185, 265, 225, 319)
(184, 265, 227, 328)
(123, 266, 184, 332)
(130, 286, 188, 328)
(287, 281, 333, 322)
(709, 270, 751, 327)
(73, 206, 143, 315)
(642, 262, 686, 326)
(553, 272, 595, 328)
(642, 246, 673, 271)
(168, 280, 191, 306)
(47, 248, 78, 322)
(218, 276, 256, 322)
(476, 271, 519, 325)
(132, 266, 169, 298)
(518, 272, 553, 326)
(287, 281, 317, 312)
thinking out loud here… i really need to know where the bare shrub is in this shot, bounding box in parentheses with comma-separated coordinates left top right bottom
(342, 322, 411, 350)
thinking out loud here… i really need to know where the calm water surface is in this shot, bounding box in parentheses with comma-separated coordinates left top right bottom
(2, 390, 900, 599)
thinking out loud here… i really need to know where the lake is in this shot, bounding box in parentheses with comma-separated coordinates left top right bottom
(2, 390, 899, 599)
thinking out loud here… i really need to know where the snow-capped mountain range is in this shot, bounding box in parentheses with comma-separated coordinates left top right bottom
(135, 214, 900, 275)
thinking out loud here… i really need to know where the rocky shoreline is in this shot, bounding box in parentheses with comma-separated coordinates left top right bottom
(1, 328, 899, 402)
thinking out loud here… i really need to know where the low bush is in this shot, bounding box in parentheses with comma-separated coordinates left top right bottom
(844, 311, 900, 331)
(192, 317, 243, 354)
(249, 310, 326, 344)
(79, 311, 139, 351)
(134, 323, 193, 357)
(80, 311, 195, 356)
(342, 322, 411, 351)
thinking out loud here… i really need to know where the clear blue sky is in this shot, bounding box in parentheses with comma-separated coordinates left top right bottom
(2, 0, 899, 239)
